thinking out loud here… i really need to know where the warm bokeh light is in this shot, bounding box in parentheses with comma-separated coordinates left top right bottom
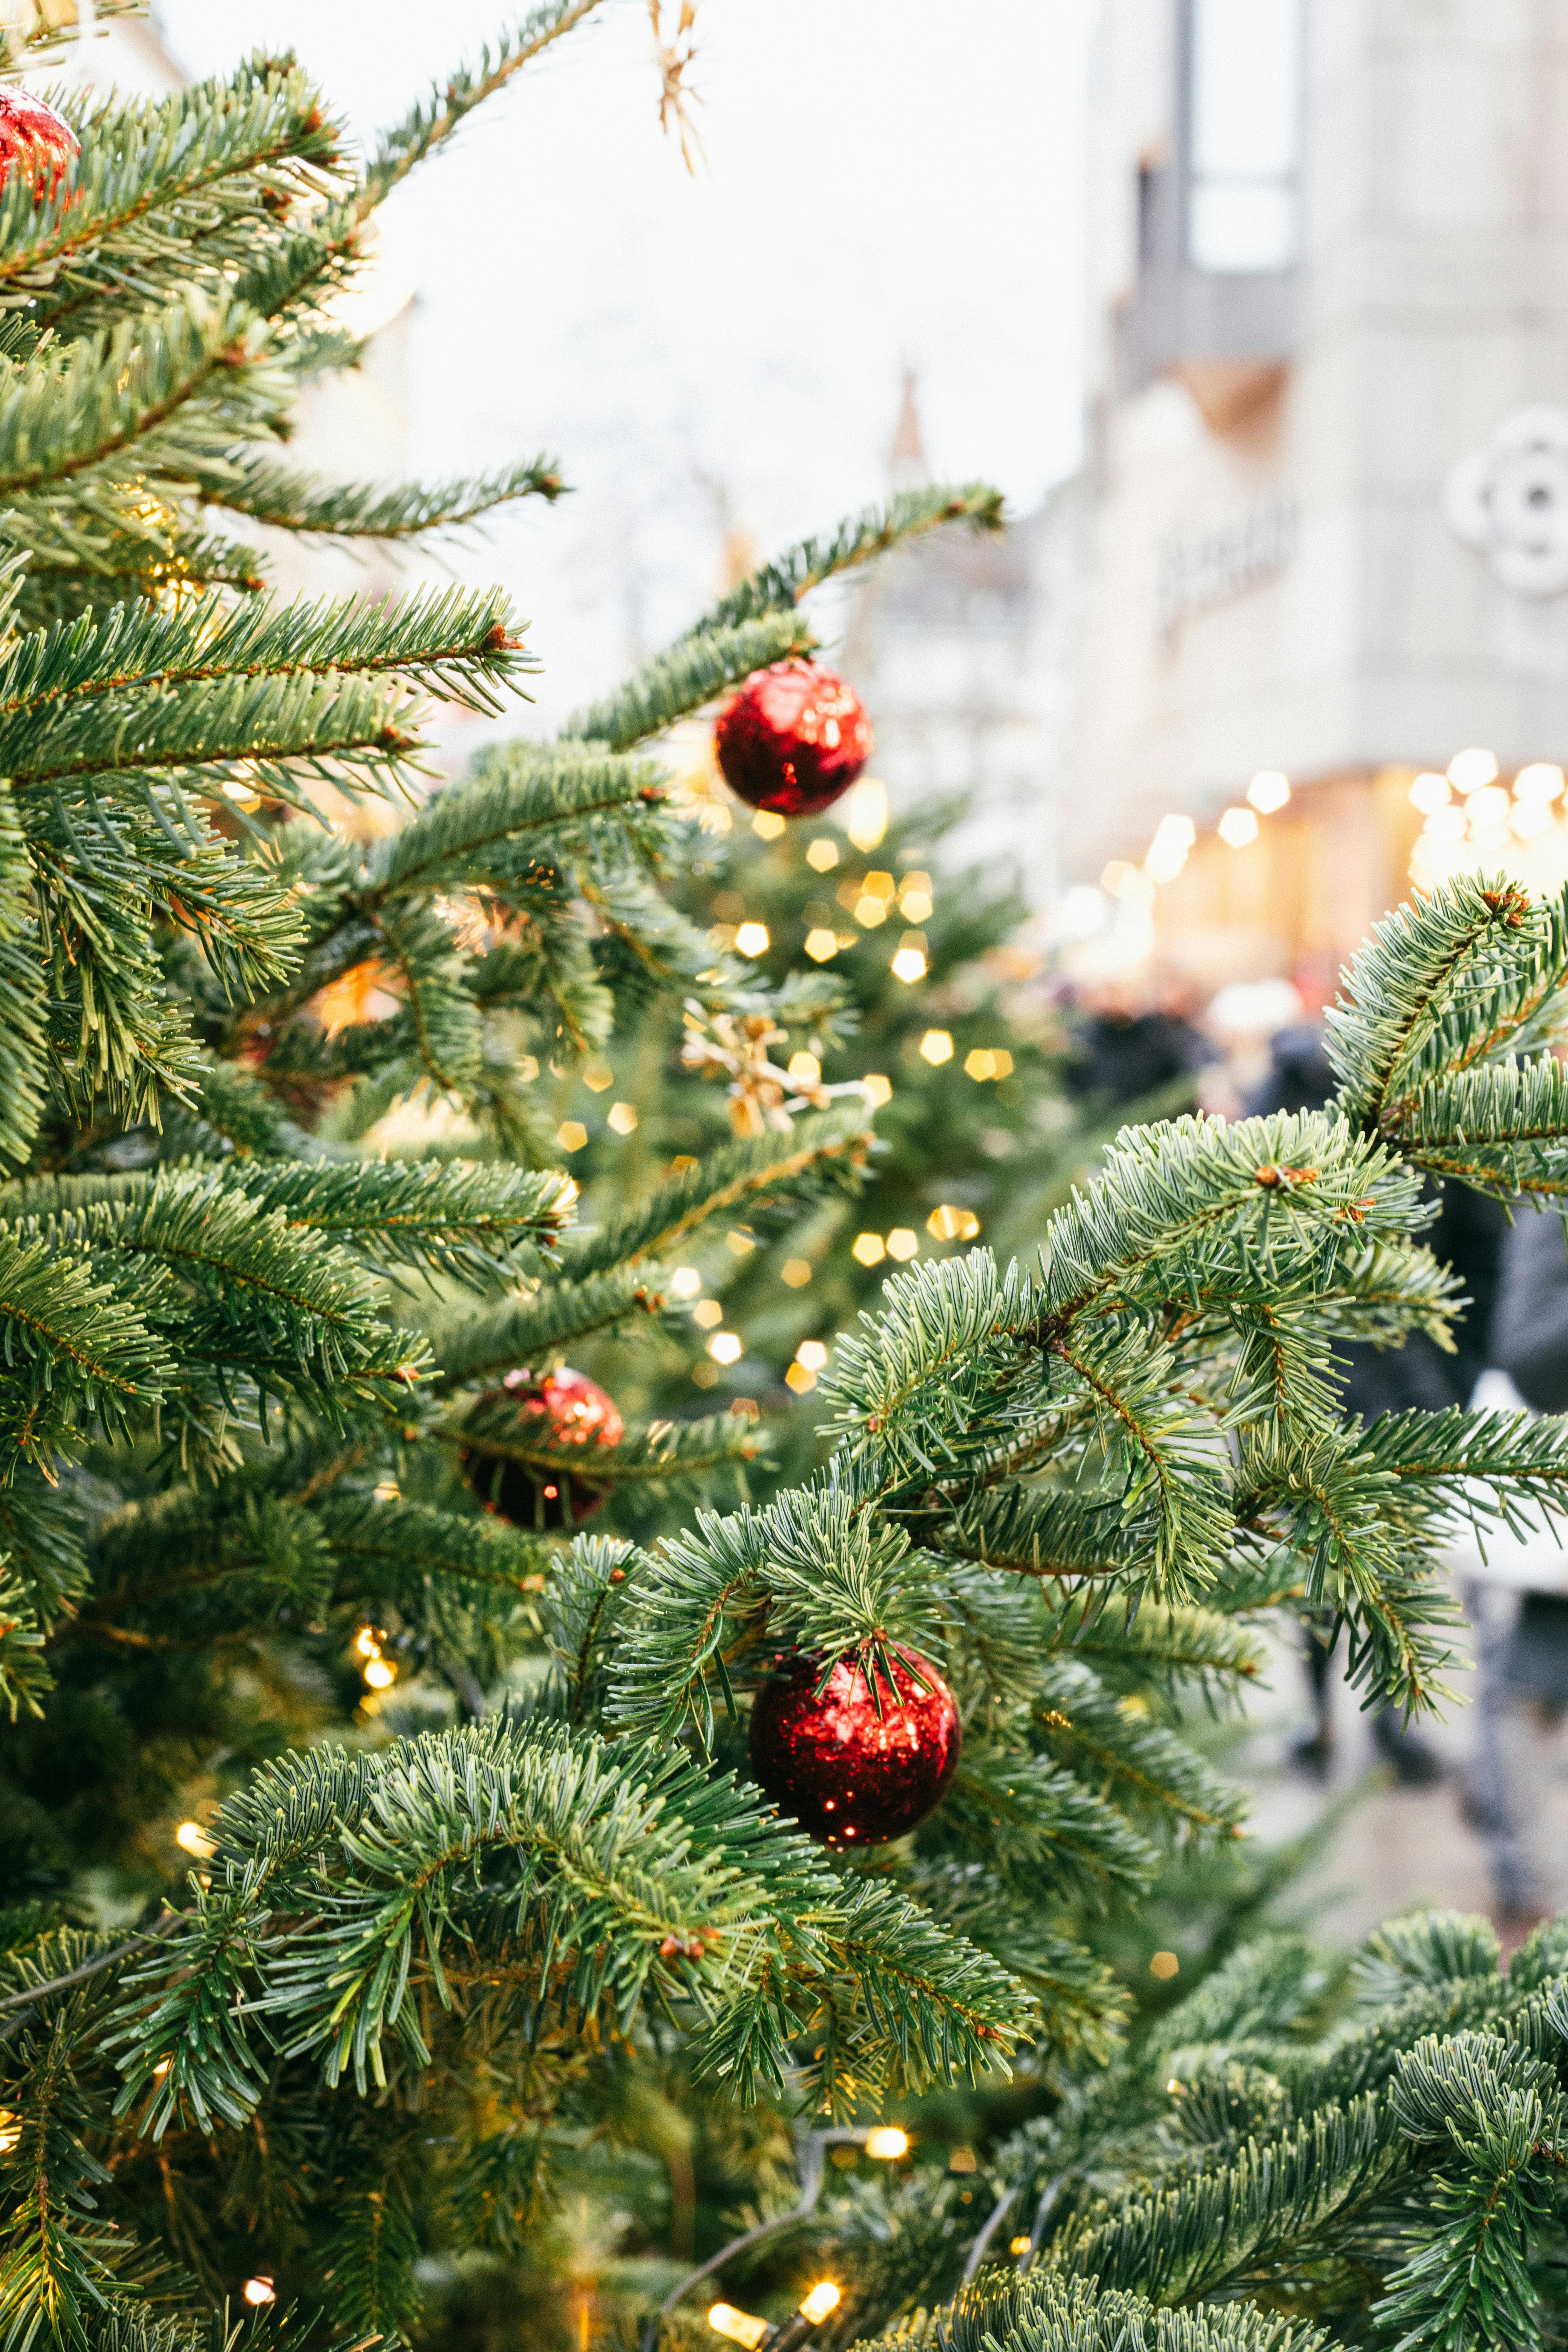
(965, 1049, 996, 1080)
(670, 1266, 703, 1298)
(805, 836, 839, 871)
(1144, 812, 1196, 883)
(885, 1229, 919, 1261)
(919, 1029, 953, 1064)
(928, 1204, 981, 1242)
(1150, 1949, 1181, 1979)
(853, 893, 888, 926)
(1217, 806, 1259, 848)
(752, 808, 786, 839)
(796, 1341, 828, 1371)
(556, 1121, 587, 1152)
(1409, 772, 1450, 814)
(363, 1658, 396, 1690)
(1246, 770, 1290, 813)
(862, 1073, 893, 1106)
(734, 921, 770, 956)
(852, 1233, 886, 1266)
(607, 1101, 639, 1134)
(693, 1299, 723, 1329)
(843, 777, 888, 850)
(242, 2279, 277, 2309)
(864, 2125, 910, 2159)
(582, 1059, 614, 1092)
(1448, 746, 1498, 793)
(175, 1821, 214, 1858)
(799, 2283, 841, 2325)
(1009, 2235, 1033, 2257)
(787, 1051, 821, 1083)
(708, 1331, 743, 1364)
(949, 2147, 977, 2173)
(784, 1361, 816, 1393)
(354, 1626, 380, 1657)
(0, 2108, 20, 2154)
(781, 1258, 812, 1288)
(708, 2306, 769, 2350)
(891, 945, 926, 982)
(1515, 762, 1565, 804)
(804, 927, 839, 962)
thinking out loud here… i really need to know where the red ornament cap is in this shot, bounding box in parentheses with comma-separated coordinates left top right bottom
(462, 1365, 624, 1530)
(714, 660, 873, 818)
(0, 89, 78, 201)
(748, 1647, 961, 1846)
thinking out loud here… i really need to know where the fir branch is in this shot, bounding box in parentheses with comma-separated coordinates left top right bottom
(683, 482, 1004, 638)
(560, 611, 815, 750)
(564, 1106, 876, 1279)
(206, 451, 567, 542)
(1326, 872, 1568, 1133)
(359, 0, 616, 211)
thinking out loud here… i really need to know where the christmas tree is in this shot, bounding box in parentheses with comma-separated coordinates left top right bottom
(7, 9, 1568, 2352)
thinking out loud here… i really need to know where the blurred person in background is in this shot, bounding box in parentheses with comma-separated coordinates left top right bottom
(1462, 1211, 1568, 1933)
(1064, 973, 1210, 1106)
(1247, 1020, 1505, 1783)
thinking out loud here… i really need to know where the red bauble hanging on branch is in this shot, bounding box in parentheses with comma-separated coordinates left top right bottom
(714, 660, 873, 818)
(0, 90, 78, 201)
(461, 1366, 624, 1530)
(748, 1648, 961, 1846)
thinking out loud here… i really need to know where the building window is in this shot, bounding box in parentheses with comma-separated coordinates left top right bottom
(1187, 0, 1302, 274)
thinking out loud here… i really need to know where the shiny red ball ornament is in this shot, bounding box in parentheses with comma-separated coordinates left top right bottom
(714, 660, 873, 818)
(461, 1366, 624, 1530)
(0, 90, 78, 201)
(748, 1648, 961, 1846)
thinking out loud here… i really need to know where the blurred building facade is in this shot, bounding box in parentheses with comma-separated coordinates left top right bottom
(1067, 0, 1568, 992)
(838, 381, 1086, 903)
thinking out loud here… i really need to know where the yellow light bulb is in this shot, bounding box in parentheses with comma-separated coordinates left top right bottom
(708, 2307, 770, 2350)
(363, 1657, 396, 1690)
(175, 1821, 214, 1859)
(799, 2283, 841, 2326)
(864, 2126, 909, 2159)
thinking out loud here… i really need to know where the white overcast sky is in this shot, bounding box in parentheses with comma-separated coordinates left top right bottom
(155, 0, 1094, 722)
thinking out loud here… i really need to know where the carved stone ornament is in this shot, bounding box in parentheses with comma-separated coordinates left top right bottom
(1444, 406, 1568, 599)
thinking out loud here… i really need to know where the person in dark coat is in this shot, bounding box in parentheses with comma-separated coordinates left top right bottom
(1245, 1021, 1506, 1778)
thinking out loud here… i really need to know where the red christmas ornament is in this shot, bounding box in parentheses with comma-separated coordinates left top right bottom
(748, 1648, 961, 1846)
(714, 661, 873, 818)
(461, 1366, 624, 1530)
(0, 90, 78, 202)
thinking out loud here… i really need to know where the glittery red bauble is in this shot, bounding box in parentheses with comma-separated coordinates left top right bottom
(462, 1366, 624, 1530)
(748, 1648, 961, 1846)
(714, 661, 873, 818)
(0, 90, 78, 201)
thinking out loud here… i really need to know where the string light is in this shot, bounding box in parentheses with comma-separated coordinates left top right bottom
(1246, 770, 1291, 813)
(799, 2284, 841, 2325)
(243, 2278, 277, 2308)
(885, 1230, 919, 1262)
(1009, 2236, 1033, 2257)
(707, 1332, 743, 1364)
(734, 922, 769, 957)
(175, 1821, 214, 1859)
(919, 1030, 953, 1066)
(891, 944, 926, 982)
(864, 2126, 909, 2159)
(669, 1266, 703, 1298)
(805, 837, 839, 871)
(708, 2307, 769, 2349)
